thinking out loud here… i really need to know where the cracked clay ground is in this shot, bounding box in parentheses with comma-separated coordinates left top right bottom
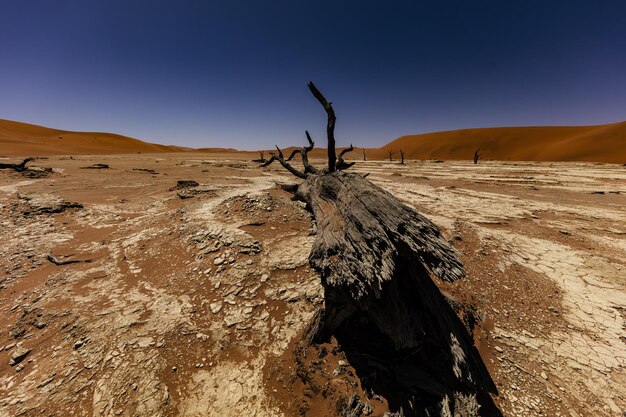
(1, 154, 625, 416)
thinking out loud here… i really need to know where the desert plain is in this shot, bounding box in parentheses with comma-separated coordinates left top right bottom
(0, 150, 625, 417)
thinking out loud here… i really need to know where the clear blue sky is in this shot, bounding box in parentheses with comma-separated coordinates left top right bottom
(1, 1, 625, 149)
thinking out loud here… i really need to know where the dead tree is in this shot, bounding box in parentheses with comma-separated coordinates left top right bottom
(0, 157, 35, 172)
(261, 82, 501, 417)
(387, 149, 394, 161)
(399, 149, 405, 164)
(474, 148, 480, 164)
(0, 157, 51, 178)
(362, 148, 367, 161)
(252, 151, 267, 163)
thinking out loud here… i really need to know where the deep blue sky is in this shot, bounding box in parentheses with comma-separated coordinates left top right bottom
(1, 1, 626, 149)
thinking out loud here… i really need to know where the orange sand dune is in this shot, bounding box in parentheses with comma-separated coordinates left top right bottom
(0, 119, 187, 157)
(377, 122, 626, 164)
(3, 118, 625, 163)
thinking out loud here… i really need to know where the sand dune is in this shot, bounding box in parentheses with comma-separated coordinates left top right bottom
(378, 121, 626, 164)
(3, 118, 625, 163)
(0, 119, 186, 157)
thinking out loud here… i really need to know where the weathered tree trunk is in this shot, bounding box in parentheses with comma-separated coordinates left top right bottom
(261, 82, 501, 417)
(388, 149, 394, 161)
(296, 173, 499, 416)
(474, 148, 480, 164)
(400, 150, 405, 164)
(362, 149, 367, 161)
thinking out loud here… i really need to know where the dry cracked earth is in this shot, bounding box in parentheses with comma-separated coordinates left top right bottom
(0, 154, 625, 417)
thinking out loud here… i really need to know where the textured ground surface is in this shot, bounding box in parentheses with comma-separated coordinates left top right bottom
(1, 154, 625, 416)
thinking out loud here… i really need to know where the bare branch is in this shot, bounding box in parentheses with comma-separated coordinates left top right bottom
(286, 131, 319, 175)
(259, 145, 307, 179)
(252, 151, 266, 163)
(260, 155, 278, 167)
(336, 144, 355, 171)
(338, 143, 354, 159)
(274, 145, 284, 159)
(286, 149, 301, 162)
(308, 82, 337, 172)
(305, 130, 314, 150)
(474, 148, 480, 164)
(399, 150, 405, 164)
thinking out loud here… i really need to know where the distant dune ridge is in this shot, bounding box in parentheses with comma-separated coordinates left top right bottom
(378, 121, 626, 164)
(1, 118, 625, 163)
(0, 119, 184, 157)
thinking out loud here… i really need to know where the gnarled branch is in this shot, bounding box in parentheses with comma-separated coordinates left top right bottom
(252, 151, 266, 163)
(337, 144, 355, 171)
(308, 82, 336, 172)
(260, 146, 307, 179)
(279, 131, 320, 176)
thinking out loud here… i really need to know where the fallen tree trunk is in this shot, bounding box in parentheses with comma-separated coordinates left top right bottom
(262, 82, 501, 416)
(297, 173, 499, 416)
(0, 157, 35, 171)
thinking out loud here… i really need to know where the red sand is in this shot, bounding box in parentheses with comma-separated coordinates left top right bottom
(2, 118, 625, 164)
(378, 121, 626, 164)
(0, 119, 184, 157)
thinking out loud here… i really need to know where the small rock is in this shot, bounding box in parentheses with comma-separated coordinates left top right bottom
(260, 274, 269, 283)
(333, 365, 345, 376)
(495, 346, 503, 353)
(209, 302, 222, 314)
(172, 366, 177, 372)
(541, 371, 548, 380)
(9, 345, 31, 366)
(213, 257, 224, 266)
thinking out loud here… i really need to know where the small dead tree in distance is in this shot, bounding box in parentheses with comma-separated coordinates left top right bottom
(362, 148, 366, 161)
(0, 157, 35, 172)
(387, 148, 393, 161)
(399, 149, 405, 164)
(474, 148, 480, 164)
(252, 151, 267, 163)
(261, 82, 501, 416)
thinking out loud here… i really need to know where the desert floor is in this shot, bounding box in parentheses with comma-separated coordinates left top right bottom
(1, 154, 625, 417)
